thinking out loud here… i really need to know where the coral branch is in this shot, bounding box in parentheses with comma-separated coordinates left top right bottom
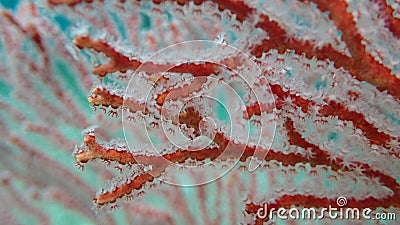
(3, 0, 397, 224)
(248, 84, 393, 147)
(73, 36, 221, 77)
(375, 0, 400, 39)
(306, 0, 400, 98)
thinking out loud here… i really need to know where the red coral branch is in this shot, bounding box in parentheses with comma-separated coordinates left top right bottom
(46, 0, 400, 223)
(305, 0, 400, 99)
(74, 36, 222, 77)
(375, 0, 400, 39)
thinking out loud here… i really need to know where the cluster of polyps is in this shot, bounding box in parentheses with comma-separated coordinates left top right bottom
(73, 39, 277, 206)
(63, 0, 400, 223)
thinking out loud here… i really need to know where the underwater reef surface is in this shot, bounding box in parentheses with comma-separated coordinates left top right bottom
(0, 0, 399, 224)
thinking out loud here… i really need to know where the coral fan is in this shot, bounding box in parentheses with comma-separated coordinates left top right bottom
(0, 0, 399, 224)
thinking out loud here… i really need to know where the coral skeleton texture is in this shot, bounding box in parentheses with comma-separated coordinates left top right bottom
(0, 0, 400, 224)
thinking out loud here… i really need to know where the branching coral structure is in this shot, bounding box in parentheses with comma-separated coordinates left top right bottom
(0, 0, 399, 224)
